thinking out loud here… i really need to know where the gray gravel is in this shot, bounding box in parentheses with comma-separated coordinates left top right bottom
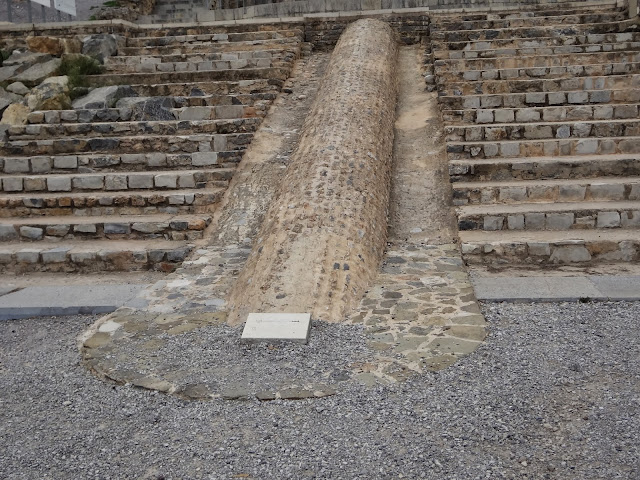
(1, 301, 639, 479)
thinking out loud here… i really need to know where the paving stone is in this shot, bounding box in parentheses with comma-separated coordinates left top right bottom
(241, 313, 312, 344)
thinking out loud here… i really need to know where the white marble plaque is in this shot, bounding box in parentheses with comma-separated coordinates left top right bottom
(241, 313, 311, 344)
(32, 0, 51, 7)
(53, 0, 76, 16)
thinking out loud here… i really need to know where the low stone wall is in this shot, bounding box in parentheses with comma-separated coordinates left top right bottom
(228, 18, 398, 324)
(205, 0, 621, 22)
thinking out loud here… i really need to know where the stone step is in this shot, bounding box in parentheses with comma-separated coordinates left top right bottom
(132, 23, 303, 37)
(87, 67, 291, 88)
(459, 229, 640, 265)
(434, 37, 640, 60)
(126, 30, 303, 48)
(0, 214, 211, 242)
(447, 136, 640, 161)
(120, 38, 301, 57)
(0, 239, 194, 273)
(431, 3, 620, 22)
(105, 48, 292, 68)
(430, 18, 636, 43)
(0, 151, 242, 175)
(438, 72, 640, 96)
(0, 168, 233, 194)
(0, 187, 224, 217)
(7, 118, 261, 141)
(128, 79, 281, 97)
(452, 176, 640, 206)
(105, 57, 287, 74)
(27, 100, 270, 125)
(438, 88, 640, 111)
(444, 118, 640, 143)
(0, 132, 252, 156)
(442, 103, 640, 124)
(431, 11, 628, 32)
(432, 39, 640, 61)
(436, 61, 639, 83)
(448, 154, 640, 182)
(457, 200, 640, 232)
(434, 51, 640, 72)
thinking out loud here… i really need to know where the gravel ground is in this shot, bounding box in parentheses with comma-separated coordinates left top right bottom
(1, 301, 639, 479)
(0, 0, 106, 23)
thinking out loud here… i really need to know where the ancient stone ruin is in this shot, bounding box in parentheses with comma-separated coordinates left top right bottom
(0, 0, 637, 398)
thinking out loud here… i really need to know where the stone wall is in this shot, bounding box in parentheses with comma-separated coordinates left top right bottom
(228, 18, 398, 324)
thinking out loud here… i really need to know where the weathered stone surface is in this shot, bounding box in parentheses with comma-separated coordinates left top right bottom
(82, 34, 118, 63)
(72, 85, 136, 110)
(6, 82, 29, 96)
(26, 36, 63, 56)
(12, 58, 61, 87)
(1, 103, 30, 125)
(229, 19, 398, 324)
(26, 76, 71, 111)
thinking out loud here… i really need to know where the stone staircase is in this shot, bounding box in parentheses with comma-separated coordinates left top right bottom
(431, 1, 640, 266)
(0, 24, 302, 273)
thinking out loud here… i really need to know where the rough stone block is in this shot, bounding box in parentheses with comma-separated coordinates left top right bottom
(559, 184, 586, 201)
(73, 175, 104, 190)
(53, 155, 78, 169)
(19, 226, 44, 240)
(546, 213, 574, 230)
(2, 177, 23, 192)
(550, 245, 591, 263)
(154, 174, 178, 189)
(525, 212, 546, 230)
(507, 214, 525, 230)
(128, 174, 154, 189)
(192, 152, 218, 166)
(515, 109, 540, 122)
(47, 177, 71, 192)
(494, 109, 514, 123)
(4, 158, 30, 173)
(597, 211, 621, 228)
(24, 177, 46, 192)
(483, 216, 504, 231)
(528, 242, 550, 256)
(41, 247, 70, 263)
(105, 175, 128, 191)
(589, 183, 625, 200)
(0, 225, 18, 241)
(30, 157, 51, 173)
(16, 248, 41, 263)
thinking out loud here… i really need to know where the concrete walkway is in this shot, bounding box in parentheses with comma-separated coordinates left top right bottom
(472, 274, 640, 302)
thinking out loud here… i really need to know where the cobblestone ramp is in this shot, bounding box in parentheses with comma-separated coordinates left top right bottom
(228, 18, 399, 324)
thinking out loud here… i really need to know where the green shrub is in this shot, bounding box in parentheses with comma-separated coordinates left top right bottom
(0, 50, 10, 67)
(103, 0, 120, 6)
(57, 55, 104, 90)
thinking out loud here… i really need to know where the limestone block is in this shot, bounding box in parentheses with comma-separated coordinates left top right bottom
(500, 142, 520, 157)
(499, 186, 527, 202)
(494, 109, 514, 123)
(46, 224, 70, 236)
(516, 109, 541, 122)
(567, 91, 588, 104)
(546, 213, 574, 230)
(82, 34, 118, 63)
(128, 174, 154, 189)
(154, 174, 178, 189)
(1, 103, 30, 125)
(47, 177, 72, 192)
(104, 223, 131, 234)
(597, 211, 621, 228)
(53, 156, 78, 169)
(178, 174, 196, 188)
(16, 248, 41, 263)
(525, 213, 546, 230)
(4, 157, 30, 173)
(2, 177, 23, 192)
(24, 177, 46, 191)
(614, 105, 638, 119)
(73, 175, 104, 190)
(20, 226, 44, 240)
(527, 242, 550, 256)
(41, 247, 70, 263)
(12, 58, 61, 86)
(589, 183, 625, 200)
(547, 92, 566, 105)
(0, 225, 18, 241)
(483, 216, 504, 231)
(507, 214, 525, 230)
(30, 157, 51, 173)
(475, 109, 493, 124)
(192, 152, 218, 166)
(6, 82, 29, 96)
(550, 245, 591, 263)
(105, 175, 127, 191)
(74, 224, 97, 233)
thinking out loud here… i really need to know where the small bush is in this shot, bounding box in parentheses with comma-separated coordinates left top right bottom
(0, 50, 10, 67)
(57, 55, 104, 90)
(103, 0, 120, 6)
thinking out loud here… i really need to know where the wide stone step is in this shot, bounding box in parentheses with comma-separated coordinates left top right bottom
(0, 214, 211, 242)
(88, 67, 290, 88)
(120, 38, 301, 57)
(448, 154, 640, 182)
(431, 11, 628, 32)
(430, 19, 636, 42)
(439, 72, 640, 96)
(445, 118, 640, 143)
(436, 61, 639, 83)
(0, 239, 194, 273)
(459, 229, 640, 265)
(0, 150, 242, 175)
(442, 103, 640, 124)
(0, 187, 224, 217)
(457, 200, 640, 231)
(0, 168, 233, 194)
(27, 101, 269, 125)
(431, 32, 640, 59)
(447, 136, 640, 160)
(431, 3, 620, 22)
(129, 79, 281, 97)
(438, 88, 640, 111)
(106, 57, 285, 74)
(126, 30, 303, 48)
(452, 176, 640, 206)
(106, 47, 292, 65)
(0, 132, 252, 156)
(434, 51, 640, 72)
(7, 118, 261, 140)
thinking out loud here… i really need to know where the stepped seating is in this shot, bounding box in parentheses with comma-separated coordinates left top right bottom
(432, 1, 640, 266)
(0, 25, 302, 273)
